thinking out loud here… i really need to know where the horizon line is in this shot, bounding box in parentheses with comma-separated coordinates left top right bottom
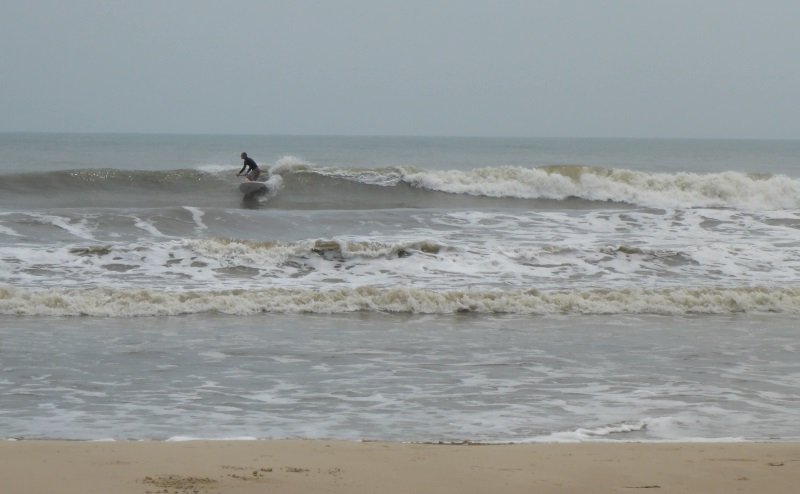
(1, 130, 798, 142)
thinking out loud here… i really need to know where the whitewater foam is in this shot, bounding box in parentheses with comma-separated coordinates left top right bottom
(533, 417, 746, 443)
(400, 165, 800, 210)
(184, 206, 208, 232)
(260, 157, 800, 210)
(2, 285, 799, 317)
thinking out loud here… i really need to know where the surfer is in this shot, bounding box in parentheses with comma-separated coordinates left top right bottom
(237, 152, 261, 181)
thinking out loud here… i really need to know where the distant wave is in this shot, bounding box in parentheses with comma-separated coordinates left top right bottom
(0, 168, 233, 209)
(0, 168, 221, 189)
(2, 285, 798, 317)
(3, 162, 800, 210)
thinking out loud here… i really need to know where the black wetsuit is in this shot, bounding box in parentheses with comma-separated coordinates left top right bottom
(239, 157, 259, 175)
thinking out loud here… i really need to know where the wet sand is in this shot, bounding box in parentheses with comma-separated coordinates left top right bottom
(1, 440, 798, 494)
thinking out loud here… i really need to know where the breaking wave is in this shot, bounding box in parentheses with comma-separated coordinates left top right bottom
(3, 161, 799, 210)
(399, 165, 800, 210)
(273, 157, 800, 209)
(2, 285, 799, 317)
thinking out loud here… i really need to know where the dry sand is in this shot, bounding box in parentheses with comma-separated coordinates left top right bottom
(1, 440, 798, 494)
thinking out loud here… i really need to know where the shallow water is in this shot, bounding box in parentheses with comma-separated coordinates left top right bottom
(1, 313, 797, 442)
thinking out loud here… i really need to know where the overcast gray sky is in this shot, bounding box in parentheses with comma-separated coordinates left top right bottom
(2, 0, 799, 138)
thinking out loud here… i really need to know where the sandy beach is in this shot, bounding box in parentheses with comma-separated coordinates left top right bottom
(1, 440, 798, 494)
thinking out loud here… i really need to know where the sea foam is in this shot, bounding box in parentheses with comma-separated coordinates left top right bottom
(399, 165, 800, 210)
(264, 158, 800, 210)
(2, 285, 798, 317)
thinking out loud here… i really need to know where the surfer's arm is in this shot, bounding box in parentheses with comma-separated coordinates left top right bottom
(237, 163, 246, 175)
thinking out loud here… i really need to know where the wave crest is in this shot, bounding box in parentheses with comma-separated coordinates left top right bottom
(400, 165, 800, 210)
(267, 159, 800, 210)
(3, 163, 799, 210)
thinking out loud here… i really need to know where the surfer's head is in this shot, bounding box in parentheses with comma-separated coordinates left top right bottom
(240, 152, 247, 159)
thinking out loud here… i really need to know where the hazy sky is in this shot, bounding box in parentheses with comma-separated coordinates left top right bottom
(2, 0, 799, 138)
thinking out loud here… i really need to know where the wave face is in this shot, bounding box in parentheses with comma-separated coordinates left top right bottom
(3, 159, 800, 210)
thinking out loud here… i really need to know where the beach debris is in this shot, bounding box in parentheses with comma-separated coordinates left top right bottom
(141, 474, 217, 493)
(222, 466, 272, 481)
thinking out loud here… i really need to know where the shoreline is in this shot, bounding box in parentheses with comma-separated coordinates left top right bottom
(2, 440, 798, 494)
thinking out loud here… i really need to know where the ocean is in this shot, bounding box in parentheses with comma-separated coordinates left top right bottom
(1, 133, 799, 442)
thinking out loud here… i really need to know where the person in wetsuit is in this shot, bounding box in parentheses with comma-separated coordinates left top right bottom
(237, 152, 261, 181)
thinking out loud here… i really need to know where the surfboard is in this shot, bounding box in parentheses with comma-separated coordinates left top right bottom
(239, 181, 268, 197)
